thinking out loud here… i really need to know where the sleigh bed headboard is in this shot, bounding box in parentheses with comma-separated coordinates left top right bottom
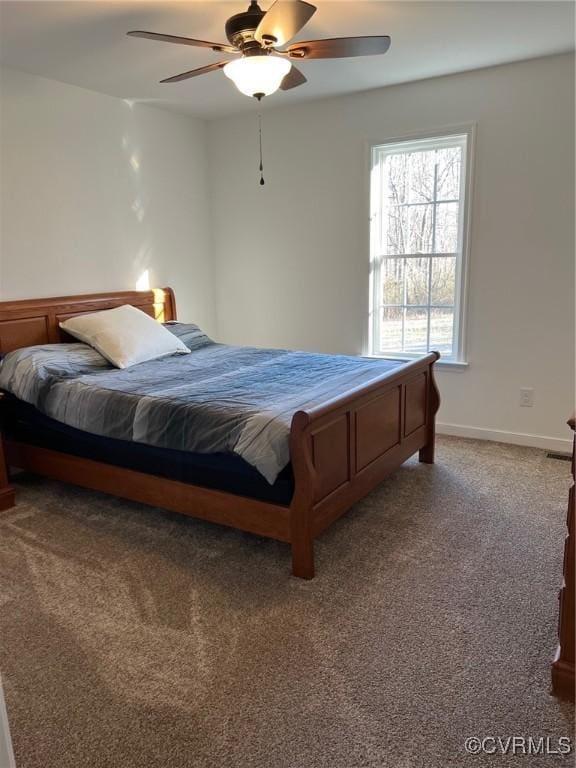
(0, 288, 177, 354)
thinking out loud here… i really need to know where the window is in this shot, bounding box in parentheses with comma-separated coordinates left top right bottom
(369, 131, 471, 363)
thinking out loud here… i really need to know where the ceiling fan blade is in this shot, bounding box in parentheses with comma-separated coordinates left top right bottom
(127, 31, 236, 54)
(287, 36, 391, 59)
(160, 61, 229, 83)
(254, 1, 316, 47)
(280, 65, 307, 91)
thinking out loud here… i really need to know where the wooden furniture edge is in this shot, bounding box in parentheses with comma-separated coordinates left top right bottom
(0, 287, 176, 316)
(0, 288, 441, 578)
(0, 393, 15, 510)
(5, 441, 291, 541)
(551, 412, 575, 701)
(0, 486, 15, 512)
(551, 655, 575, 701)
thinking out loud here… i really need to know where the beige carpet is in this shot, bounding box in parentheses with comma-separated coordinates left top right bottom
(0, 437, 573, 768)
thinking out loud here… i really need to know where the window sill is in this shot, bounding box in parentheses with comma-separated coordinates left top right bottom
(366, 354, 469, 372)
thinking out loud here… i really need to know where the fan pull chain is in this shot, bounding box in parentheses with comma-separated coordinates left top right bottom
(258, 111, 265, 186)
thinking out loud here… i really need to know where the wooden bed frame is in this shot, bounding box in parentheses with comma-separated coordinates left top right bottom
(0, 288, 440, 579)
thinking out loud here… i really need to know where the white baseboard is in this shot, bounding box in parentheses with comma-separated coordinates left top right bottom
(437, 422, 572, 454)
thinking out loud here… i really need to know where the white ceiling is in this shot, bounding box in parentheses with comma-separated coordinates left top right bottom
(0, 1, 574, 118)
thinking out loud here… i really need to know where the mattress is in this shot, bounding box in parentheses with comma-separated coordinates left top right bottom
(0, 326, 403, 483)
(0, 395, 295, 506)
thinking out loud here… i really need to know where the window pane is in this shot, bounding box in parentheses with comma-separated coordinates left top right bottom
(406, 257, 429, 305)
(435, 202, 459, 253)
(409, 205, 434, 253)
(380, 307, 403, 351)
(436, 147, 462, 201)
(404, 308, 428, 353)
(385, 205, 408, 255)
(430, 257, 456, 306)
(429, 308, 454, 356)
(385, 153, 408, 205)
(407, 150, 436, 203)
(382, 258, 404, 305)
(387, 204, 434, 255)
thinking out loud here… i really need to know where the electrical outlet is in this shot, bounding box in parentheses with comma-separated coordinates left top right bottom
(520, 387, 534, 407)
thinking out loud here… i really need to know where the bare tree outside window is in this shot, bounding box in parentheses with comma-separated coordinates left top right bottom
(370, 134, 469, 361)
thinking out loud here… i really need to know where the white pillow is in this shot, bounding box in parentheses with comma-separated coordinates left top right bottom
(60, 304, 190, 369)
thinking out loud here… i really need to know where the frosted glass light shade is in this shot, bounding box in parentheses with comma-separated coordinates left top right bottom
(224, 56, 291, 98)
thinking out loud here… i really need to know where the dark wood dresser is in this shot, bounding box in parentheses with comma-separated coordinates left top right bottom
(551, 414, 575, 700)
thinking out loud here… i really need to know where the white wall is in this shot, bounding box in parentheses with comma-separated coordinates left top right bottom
(208, 54, 575, 449)
(1, 56, 573, 450)
(0, 67, 215, 333)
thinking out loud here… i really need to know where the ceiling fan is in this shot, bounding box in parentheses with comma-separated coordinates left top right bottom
(127, 0, 391, 100)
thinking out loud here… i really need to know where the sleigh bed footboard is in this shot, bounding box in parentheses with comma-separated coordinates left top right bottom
(288, 353, 440, 579)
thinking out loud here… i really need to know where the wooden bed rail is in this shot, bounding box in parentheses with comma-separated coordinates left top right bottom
(289, 354, 441, 578)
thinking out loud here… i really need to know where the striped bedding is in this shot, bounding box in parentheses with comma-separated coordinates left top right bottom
(0, 324, 402, 483)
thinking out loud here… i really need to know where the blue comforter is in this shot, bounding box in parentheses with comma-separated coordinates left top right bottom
(0, 324, 402, 483)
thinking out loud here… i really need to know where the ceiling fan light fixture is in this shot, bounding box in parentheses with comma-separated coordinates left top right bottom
(224, 55, 291, 98)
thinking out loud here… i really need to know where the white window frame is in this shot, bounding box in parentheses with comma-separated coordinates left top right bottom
(367, 125, 474, 368)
